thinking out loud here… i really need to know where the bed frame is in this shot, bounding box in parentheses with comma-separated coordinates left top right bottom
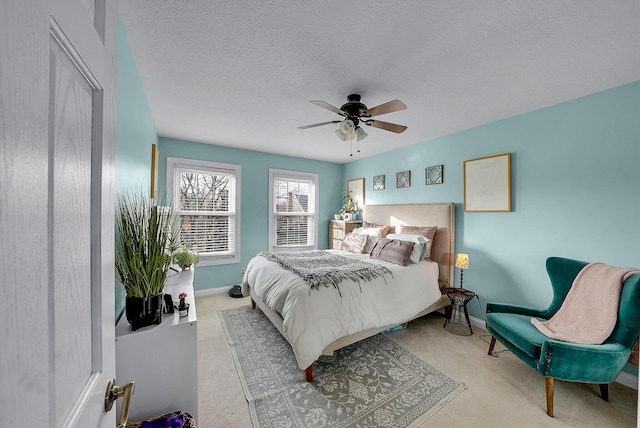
(249, 202, 456, 381)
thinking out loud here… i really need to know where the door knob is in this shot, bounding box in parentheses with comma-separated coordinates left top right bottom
(104, 378, 135, 428)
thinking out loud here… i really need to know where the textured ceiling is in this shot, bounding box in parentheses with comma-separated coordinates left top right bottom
(118, 0, 640, 164)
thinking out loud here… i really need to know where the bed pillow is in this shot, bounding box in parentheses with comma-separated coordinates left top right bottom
(385, 233, 429, 263)
(369, 238, 415, 267)
(341, 232, 368, 254)
(352, 227, 382, 253)
(363, 221, 395, 238)
(396, 225, 438, 259)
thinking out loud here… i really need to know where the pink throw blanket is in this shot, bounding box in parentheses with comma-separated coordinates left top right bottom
(531, 263, 640, 345)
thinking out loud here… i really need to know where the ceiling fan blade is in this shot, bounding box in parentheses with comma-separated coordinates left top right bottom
(298, 120, 341, 130)
(310, 100, 346, 116)
(365, 99, 407, 117)
(365, 119, 407, 134)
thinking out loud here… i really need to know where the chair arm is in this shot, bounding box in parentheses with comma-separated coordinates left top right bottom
(538, 340, 631, 383)
(486, 302, 547, 318)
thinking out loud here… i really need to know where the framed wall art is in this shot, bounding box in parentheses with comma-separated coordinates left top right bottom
(463, 153, 511, 212)
(396, 170, 411, 188)
(150, 144, 160, 199)
(425, 165, 443, 185)
(372, 175, 385, 190)
(347, 178, 365, 210)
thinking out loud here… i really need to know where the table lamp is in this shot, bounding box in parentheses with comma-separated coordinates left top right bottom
(455, 253, 470, 289)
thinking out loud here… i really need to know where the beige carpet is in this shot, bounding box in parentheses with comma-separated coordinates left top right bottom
(197, 294, 638, 427)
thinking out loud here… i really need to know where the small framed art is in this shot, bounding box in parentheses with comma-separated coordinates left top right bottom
(373, 175, 385, 190)
(396, 170, 411, 188)
(425, 165, 443, 185)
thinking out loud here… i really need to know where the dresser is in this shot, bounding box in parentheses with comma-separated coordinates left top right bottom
(329, 220, 362, 249)
(116, 269, 198, 423)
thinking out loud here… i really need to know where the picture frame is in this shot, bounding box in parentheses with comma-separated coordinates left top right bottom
(396, 170, 411, 188)
(150, 144, 160, 199)
(372, 175, 385, 191)
(347, 178, 365, 210)
(425, 165, 443, 185)
(463, 153, 511, 212)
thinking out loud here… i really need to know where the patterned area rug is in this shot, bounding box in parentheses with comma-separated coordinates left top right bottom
(219, 306, 465, 428)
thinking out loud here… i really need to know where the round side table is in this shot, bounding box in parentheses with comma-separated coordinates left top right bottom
(443, 287, 476, 336)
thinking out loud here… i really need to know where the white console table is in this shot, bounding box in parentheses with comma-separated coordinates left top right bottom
(116, 269, 198, 423)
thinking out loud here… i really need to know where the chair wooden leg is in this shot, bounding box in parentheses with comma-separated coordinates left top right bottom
(250, 298, 256, 309)
(305, 365, 313, 382)
(599, 384, 609, 402)
(545, 377, 554, 417)
(488, 336, 496, 355)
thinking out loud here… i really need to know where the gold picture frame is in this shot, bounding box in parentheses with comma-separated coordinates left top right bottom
(463, 153, 511, 212)
(150, 144, 160, 199)
(347, 178, 365, 210)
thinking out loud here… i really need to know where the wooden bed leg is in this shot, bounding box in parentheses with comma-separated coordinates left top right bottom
(250, 298, 256, 309)
(545, 377, 554, 417)
(488, 336, 496, 355)
(305, 365, 313, 382)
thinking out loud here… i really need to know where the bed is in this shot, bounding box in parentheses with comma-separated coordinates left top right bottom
(241, 203, 456, 381)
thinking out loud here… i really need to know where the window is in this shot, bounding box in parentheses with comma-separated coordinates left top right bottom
(167, 157, 240, 266)
(269, 169, 319, 251)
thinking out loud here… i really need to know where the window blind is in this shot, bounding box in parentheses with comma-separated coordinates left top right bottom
(174, 166, 236, 255)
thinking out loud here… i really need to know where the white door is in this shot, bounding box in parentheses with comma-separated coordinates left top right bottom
(0, 0, 118, 426)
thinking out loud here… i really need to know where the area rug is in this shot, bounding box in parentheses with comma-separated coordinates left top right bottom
(219, 306, 465, 428)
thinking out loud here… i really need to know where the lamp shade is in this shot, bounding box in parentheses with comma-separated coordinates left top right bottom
(455, 253, 469, 269)
(335, 119, 356, 141)
(355, 126, 367, 141)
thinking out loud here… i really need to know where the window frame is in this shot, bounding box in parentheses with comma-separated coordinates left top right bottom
(167, 157, 241, 267)
(268, 168, 319, 252)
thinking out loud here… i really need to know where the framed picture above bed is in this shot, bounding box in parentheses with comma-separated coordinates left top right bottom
(463, 153, 511, 212)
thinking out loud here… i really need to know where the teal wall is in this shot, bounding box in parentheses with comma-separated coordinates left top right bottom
(115, 17, 159, 322)
(116, 18, 157, 194)
(344, 81, 640, 325)
(157, 138, 343, 291)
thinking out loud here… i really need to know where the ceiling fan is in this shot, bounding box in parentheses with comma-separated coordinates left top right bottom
(298, 94, 407, 142)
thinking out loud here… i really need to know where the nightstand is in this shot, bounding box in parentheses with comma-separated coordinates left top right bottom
(328, 220, 361, 249)
(443, 287, 476, 336)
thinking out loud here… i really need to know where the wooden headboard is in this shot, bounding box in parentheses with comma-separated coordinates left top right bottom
(363, 203, 456, 288)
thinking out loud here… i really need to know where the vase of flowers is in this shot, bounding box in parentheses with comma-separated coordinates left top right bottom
(178, 292, 190, 317)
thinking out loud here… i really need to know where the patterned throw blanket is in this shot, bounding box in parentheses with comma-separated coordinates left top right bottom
(258, 250, 392, 295)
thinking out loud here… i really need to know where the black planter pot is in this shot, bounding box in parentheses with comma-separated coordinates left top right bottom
(126, 293, 163, 331)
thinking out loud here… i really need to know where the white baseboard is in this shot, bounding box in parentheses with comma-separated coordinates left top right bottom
(195, 285, 234, 297)
(469, 315, 638, 390)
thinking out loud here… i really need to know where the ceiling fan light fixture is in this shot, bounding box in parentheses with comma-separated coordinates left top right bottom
(355, 126, 367, 141)
(335, 128, 354, 141)
(340, 119, 355, 134)
(335, 119, 356, 141)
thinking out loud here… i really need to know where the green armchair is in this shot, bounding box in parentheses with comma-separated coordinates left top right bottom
(485, 257, 640, 417)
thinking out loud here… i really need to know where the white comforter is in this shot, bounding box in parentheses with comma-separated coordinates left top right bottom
(241, 249, 441, 369)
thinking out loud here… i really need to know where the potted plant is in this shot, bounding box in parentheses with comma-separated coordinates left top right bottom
(115, 190, 179, 331)
(172, 245, 200, 270)
(177, 292, 190, 317)
(339, 191, 359, 220)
